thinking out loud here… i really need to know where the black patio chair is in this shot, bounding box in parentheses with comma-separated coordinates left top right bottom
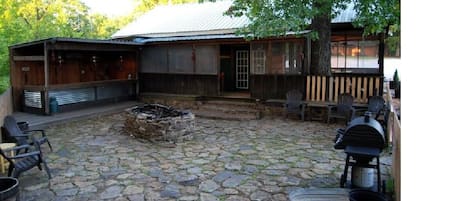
(0, 138, 52, 179)
(2, 115, 53, 152)
(284, 89, 306, 121)
(366, 95, 386, 119)
(327, 93, 355, 125)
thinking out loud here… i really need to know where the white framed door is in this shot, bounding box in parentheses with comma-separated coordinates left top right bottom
(236, 50, 249, 89)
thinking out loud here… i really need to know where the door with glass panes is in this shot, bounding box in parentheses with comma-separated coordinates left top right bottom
(235, 50, 249, 89)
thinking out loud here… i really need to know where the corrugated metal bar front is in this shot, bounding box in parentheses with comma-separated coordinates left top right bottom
(24, 90, 43, 108)
(49, 88, 95, 105)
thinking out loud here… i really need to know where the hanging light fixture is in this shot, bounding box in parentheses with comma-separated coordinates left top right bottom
(58, 55, 63, 65)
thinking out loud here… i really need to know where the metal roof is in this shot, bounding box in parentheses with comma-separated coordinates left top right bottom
(140, 30, 311, 43)
(112, 0, 249, 39)
(332, 4, 357, 23)
(9, 37, 142, 49)
(141, 34, 242, 43)
(112, 0, 357, 40)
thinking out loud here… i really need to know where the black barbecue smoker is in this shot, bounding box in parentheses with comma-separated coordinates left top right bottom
(334, 112, 386, 192)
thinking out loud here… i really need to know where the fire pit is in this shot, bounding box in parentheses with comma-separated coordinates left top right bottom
(124, 104, 195, 143)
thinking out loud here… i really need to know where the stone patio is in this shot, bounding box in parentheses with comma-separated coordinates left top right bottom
(5, 113, 392, 201)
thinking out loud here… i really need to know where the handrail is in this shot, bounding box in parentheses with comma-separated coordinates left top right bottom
(385, 82, 400, 201)
(306, 74, 382, 104)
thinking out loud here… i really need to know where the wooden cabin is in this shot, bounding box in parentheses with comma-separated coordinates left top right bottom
(9, 1, 386, 115)
(112, 0, 384, 103)
(9, 38, 140, 115)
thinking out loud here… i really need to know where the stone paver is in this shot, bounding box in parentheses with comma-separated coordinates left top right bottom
(10, 113, 392, 200)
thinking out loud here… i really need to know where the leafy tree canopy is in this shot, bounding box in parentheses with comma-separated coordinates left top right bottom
(0, 0, 215, 81)
(226, 0, 400, 39)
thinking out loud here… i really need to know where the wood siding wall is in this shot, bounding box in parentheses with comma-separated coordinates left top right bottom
(250, 75, 305, 100)
(306, 74, 382, 103)
(139, 73, 219, 96)
(48, 52, 137, 85)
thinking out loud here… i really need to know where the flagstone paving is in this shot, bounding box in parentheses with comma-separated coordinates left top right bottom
(7, 113, 392, 201)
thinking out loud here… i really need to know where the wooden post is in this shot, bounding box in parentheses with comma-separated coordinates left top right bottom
(135, 48, 141, 97)
(378, 32, 385, 96)
(306, 35, 311, 75)
(43, 42, 50, 115)
(8, 47, 18, 111)
(306, 76, 311, 101)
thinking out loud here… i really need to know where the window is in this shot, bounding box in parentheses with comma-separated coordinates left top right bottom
(331, 40, 379, 69)
(252, 49, 265, 74)
(195, 45, 217, 75)
(140, 46, 168, 73)
(168, 45, 193, 73)
(270, 41, 303, 74)
(271, 42, 284, 74)
(251, 43, 266, 74)
(285, 42, 302, 74)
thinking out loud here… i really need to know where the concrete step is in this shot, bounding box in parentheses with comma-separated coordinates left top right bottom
(202, 100, 258, 108)
(191, 100, 261, 121)
(198, 104, 260, 115)
(192, 109, 259, 121)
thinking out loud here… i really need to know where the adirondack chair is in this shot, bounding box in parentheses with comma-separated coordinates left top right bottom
(366, 95, 386, 119)
(0, 138, 51, 179)
(284, 90, 306, 121)
(2, 116, 53, 152)
(327, 93, 355, 125)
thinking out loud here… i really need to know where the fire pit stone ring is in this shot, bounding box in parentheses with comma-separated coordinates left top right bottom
(124, 104, 195, 143)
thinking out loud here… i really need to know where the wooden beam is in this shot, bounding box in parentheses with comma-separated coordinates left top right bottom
(13, 56, 45, 61)
(306, 76, 311, 101)
(306, 35, 311, 75)
(44, 42, 49, 115)
(51, 43, 138, 52)
(378, 32, 385, 96)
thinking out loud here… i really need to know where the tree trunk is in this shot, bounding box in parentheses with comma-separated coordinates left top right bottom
(310, 7, 332, 76)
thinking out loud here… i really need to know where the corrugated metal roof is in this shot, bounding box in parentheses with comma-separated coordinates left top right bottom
(10, 37, 141, 49)
(141, 34, 242, 43)
(332, 4, 357, 23)
(112, 0, 356, 39)
(140, 30, 311, 43)
(112, 0, 249, 39)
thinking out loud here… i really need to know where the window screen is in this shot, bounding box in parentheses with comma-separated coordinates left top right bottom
(140, 46, 168, 73)
(195, 45, 218, 74)
(251, 43, 267, 74)
(270, 41, 303, 74)
(168, 46, 193, 73)
(331, 40, 379, 69)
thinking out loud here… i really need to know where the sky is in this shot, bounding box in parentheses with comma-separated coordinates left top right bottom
(80, 0, 137, 17)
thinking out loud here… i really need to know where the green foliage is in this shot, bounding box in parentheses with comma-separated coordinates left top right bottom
(351, 0, 400, 36)
(0, 74, 9, 94)
(226, 0, 400, 39)
(385, 24, 400, 56)
(226, 0, 400, 76)
(0, 0, 219, 89)
(0, 0, 120, 79)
